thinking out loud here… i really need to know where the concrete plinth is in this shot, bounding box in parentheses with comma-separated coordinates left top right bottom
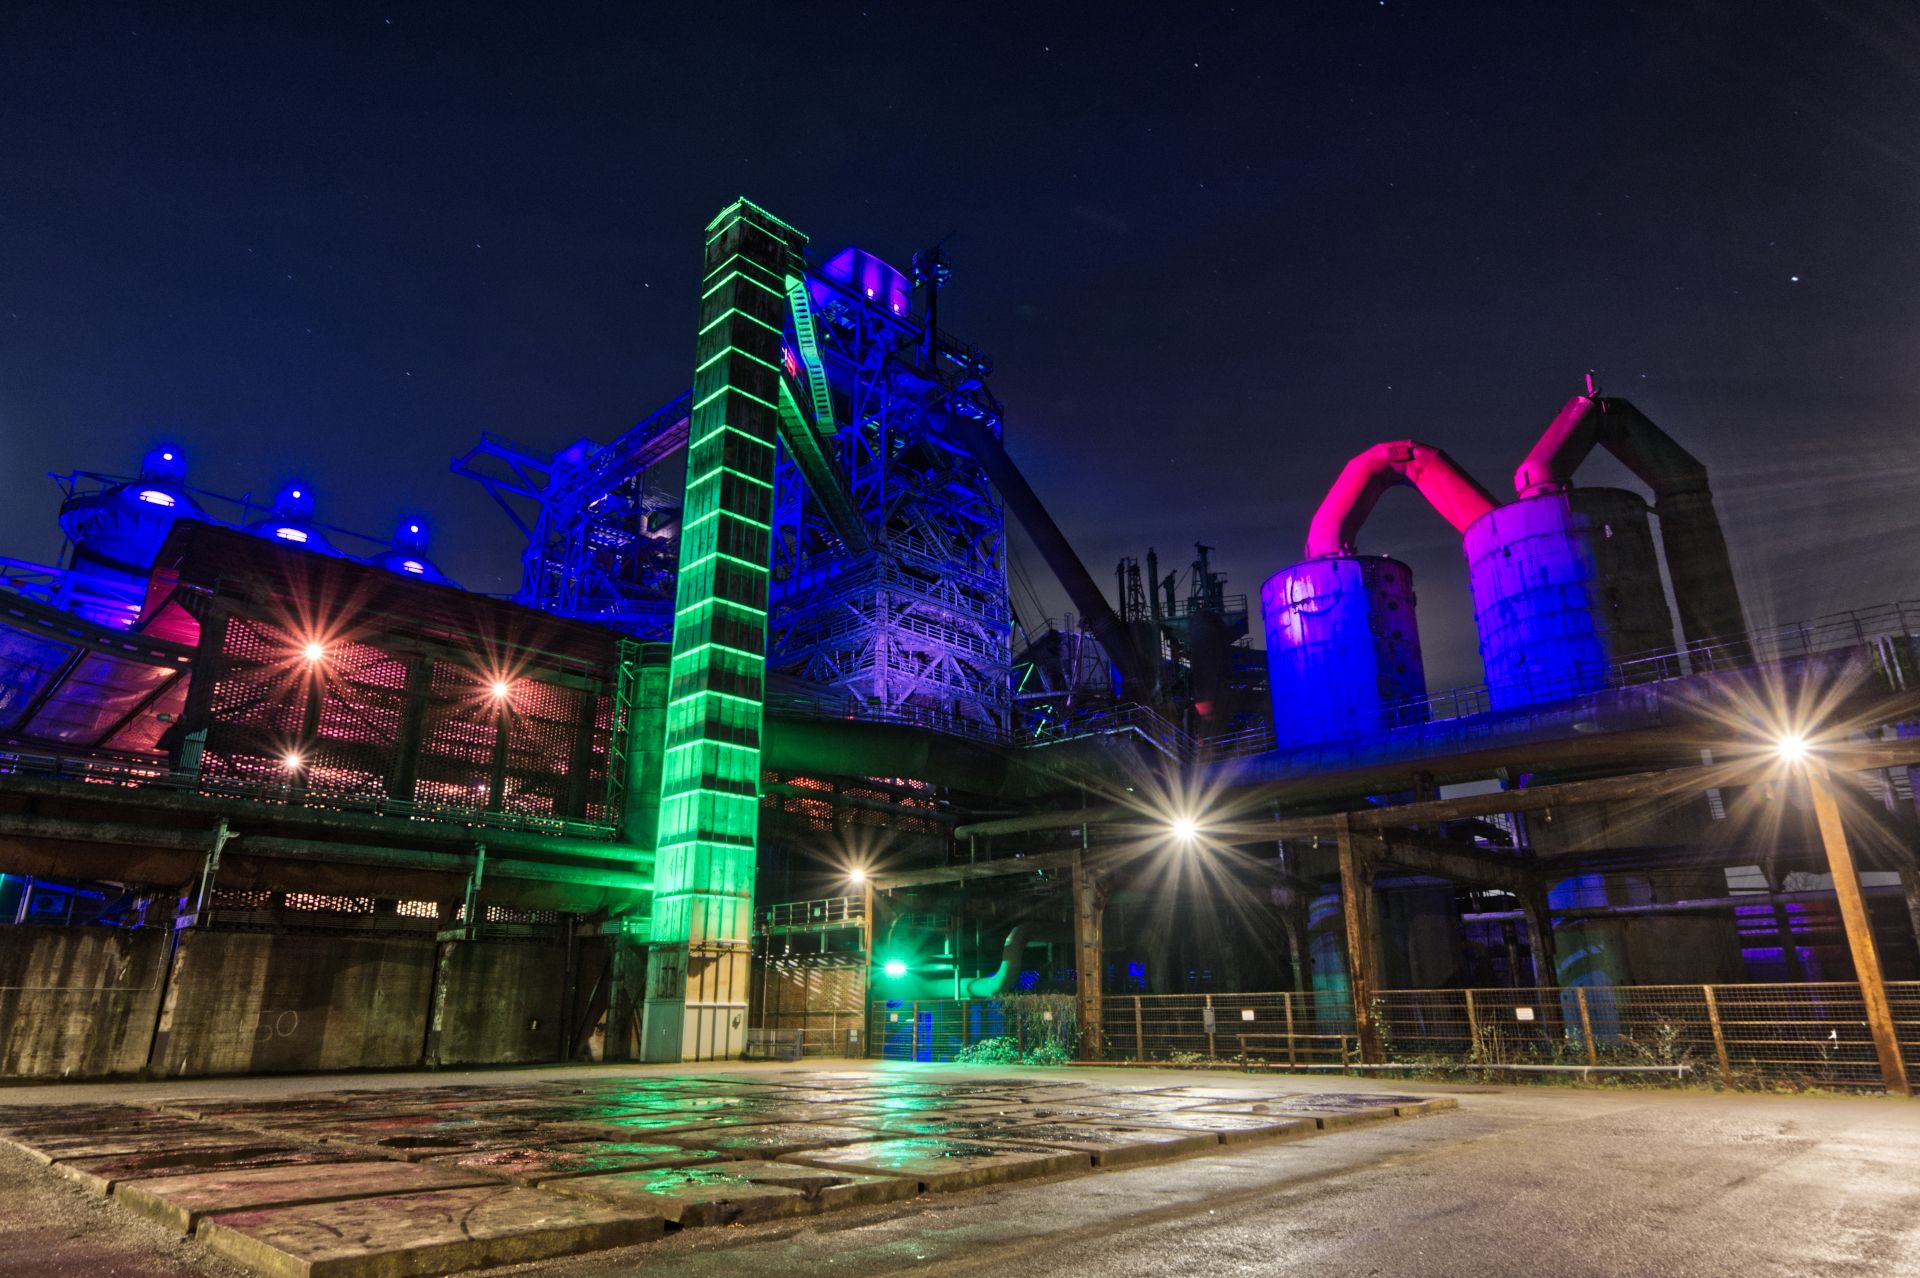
(994, 1121, 1222, 1167)
(198, 1185, 663, 1278)
(54, 1141, 351, 1195)
(782, 1137, 1091, 1192)
(116, 1160, 496, 1235)
(426, 1141, 722, 1186)
(549, 1160, 915, 1226)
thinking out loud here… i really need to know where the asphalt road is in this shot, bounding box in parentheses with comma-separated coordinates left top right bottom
(3, 1065, 1916, 1278)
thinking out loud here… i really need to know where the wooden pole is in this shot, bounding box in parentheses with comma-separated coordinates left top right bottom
(1577, 987, 1598, 1067)
(1336, 816, 1385, 1063)
(1807, 765, 1911, 1096)
(1702, 985, 1732, 1086)
(1284, 990, 1297, 1068)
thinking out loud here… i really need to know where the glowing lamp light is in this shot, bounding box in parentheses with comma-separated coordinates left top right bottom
(302, 642, 326, 663)
(291, 489, 302, 499)
(489, 680, 513, 701)
(882, 959, 908, 978)
(274, 526, 309, 543)
(401, 560, 425, 574)
(408, 523, 420, 534)
(1169, 816, 1200, 843)
(282, 752, 304, 771)
(1775, 734, 1809, 765)
(135, 489, 176, 507)
(847, 867, 867, 885)
(161, 452, 174, 462)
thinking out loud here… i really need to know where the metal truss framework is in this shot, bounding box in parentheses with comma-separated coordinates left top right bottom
(455, 223, 1013, 744)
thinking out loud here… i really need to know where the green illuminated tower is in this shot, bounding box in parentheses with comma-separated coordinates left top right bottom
(641, 200, 808, 1061)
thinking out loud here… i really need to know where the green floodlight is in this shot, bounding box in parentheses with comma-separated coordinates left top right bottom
(882, 959, 908, 978)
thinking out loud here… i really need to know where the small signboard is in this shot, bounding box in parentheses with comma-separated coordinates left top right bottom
(1515, 1007, 1536, 1022)
(1241, 1009, 1257, 1022)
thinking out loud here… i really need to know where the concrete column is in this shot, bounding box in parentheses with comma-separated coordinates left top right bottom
(1900, 867, 1920, 968)
(1521, 884, 1558, 990)
(1274, 887, 1311, 993)
(1336, 816, 1384, 1063)
(643, 201, 806, 1062)
(1071, 850, 1107, 1060)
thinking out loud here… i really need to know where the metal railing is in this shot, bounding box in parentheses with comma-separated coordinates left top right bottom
(873, 983, 1920, 1090)
(1229, 598, 1920, 758)
(749, 1010, 868, 1059)
(759, 895, 865, 933)
(1099, 985, 1920, 1090)
(0, 748, 621, 840)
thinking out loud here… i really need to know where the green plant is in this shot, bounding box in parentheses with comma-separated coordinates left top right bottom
(953, 1036, 1025, 1065)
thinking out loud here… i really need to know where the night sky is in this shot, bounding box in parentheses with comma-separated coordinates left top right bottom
(5, 3, 1919, 687)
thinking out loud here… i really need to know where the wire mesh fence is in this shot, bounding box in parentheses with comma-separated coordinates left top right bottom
(870, 994, 1079, 1064)
(873, 983, 1920, 1090)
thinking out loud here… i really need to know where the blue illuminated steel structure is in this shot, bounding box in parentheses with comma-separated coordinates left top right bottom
(451, 395, 691, 638)
(455, 243, 1014, 743)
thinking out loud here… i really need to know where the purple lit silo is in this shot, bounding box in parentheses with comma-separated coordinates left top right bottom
(1262, 555, 1427, 747)
(1463, 488, 1674, 710)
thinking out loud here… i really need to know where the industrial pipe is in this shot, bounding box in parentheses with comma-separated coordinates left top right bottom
(934, 410, 1155, 698)
(1304, 441, 1499, 559)
(959, 924, 1031, 998)
(1513, 391, 1748, 651)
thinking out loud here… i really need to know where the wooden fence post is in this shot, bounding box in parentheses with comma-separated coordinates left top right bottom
(1577, 987, 1597, 1067)
(1284, 990, 1297, 1068)
(1133, 996, 1145, 1061)
(1702, 985, 1732, 1086)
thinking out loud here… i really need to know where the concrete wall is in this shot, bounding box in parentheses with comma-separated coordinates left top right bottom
(0, 926, 168, 1078)
(0, 924, 611, 1079)
(430, 940, 570, 1065)
(152, 931, 435, 1075)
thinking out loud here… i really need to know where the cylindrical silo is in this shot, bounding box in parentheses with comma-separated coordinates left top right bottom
(1262, 555, 1426, 747)
(1463, 487, 1674, 710)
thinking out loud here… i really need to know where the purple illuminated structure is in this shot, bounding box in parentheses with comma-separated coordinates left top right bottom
(456, 240, 1014, 741)
(1264, 441, 1495, 745)
(1263, 385, 1748, 744)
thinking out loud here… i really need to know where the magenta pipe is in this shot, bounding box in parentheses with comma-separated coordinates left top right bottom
(1509, 391, 1747, 650)
(1304, 441, 1499, 559)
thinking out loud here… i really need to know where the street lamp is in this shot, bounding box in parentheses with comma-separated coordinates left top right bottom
(1169, 816, 1199, 844)
(1774, 733, 1809, 765)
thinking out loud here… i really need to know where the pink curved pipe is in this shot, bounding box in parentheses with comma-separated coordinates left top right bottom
(1512, 388, 1745, 651)
(1305, 441, 1499, 559)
